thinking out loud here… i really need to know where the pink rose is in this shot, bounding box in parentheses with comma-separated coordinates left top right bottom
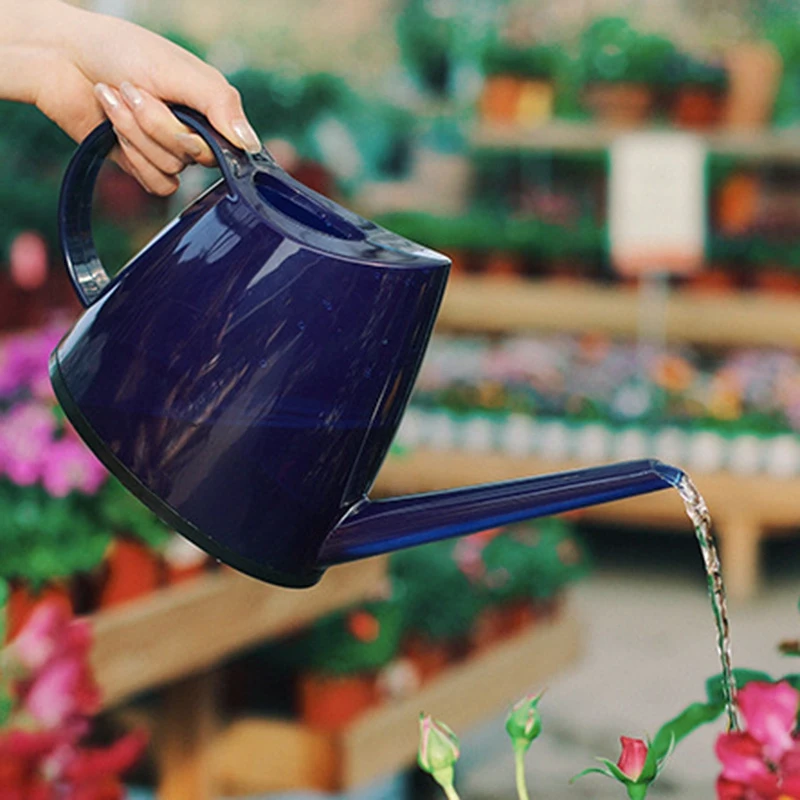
(617, 736, 649, 781)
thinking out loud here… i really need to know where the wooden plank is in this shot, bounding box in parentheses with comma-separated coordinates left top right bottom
(209, 609, 582, 793)
(156, 671, 219, 800)
(375, 450, 800, 531)
(212, 719, 339, 796)
(436, 277, 800, 349)
(472, 121, 800, 164)
(339, 607, 582, 788)
(92, 557, 387, 708)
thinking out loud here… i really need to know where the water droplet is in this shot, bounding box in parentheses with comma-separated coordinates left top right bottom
(322, 299, 333, 311)
(297, 321, 306, 331)
(259, 358, 268, 368)
(381, 338, 389, 346)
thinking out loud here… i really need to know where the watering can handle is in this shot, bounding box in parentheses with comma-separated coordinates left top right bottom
(58, 105, 255, 307)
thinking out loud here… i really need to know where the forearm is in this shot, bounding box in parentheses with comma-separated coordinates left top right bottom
(0, 0, 82, 102)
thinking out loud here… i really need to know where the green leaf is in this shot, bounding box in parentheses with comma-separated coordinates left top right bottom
(598, 757, 633, 784)
(651, 702, 724, 761)
(780, 673, 800, 692)
(569, 766, 614, 784)
(706, 669, 772, 704)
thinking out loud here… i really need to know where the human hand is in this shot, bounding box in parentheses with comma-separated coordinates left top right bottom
(2, 0, 261, 195)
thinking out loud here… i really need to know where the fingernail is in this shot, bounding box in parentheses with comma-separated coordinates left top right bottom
(94, 83, 119, 110)
(120, 81, 144, 108)
(232, 118, 261, 153)
(175, 132, 205, 158)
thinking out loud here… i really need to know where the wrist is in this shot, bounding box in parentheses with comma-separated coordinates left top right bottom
(1, 0, 81, 48)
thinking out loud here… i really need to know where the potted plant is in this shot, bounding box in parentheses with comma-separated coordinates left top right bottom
(480, 43, 560, 125)
(669, 53, 728, 129)
(280, 592, 406, 731)
(580, 18, 675, 126)
(0, 595, 148, 796)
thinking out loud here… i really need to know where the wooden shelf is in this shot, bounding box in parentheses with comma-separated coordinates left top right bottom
(472, 121, 800, 163)
(375, 449, 800, 599)
(436, 276, 800, 348)
(211, 607, 583, 794)
(91, 557, 387, 708)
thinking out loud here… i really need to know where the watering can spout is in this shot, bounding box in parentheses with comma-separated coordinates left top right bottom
(318, 459, 684, 566)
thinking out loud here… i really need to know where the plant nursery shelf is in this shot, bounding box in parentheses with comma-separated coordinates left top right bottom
(472, 121, 800, 163)
(210, 607, 583, 795)
(90, 557, 387, 709)
(374, 449, 800, 601)
(436, 276, 800, 348)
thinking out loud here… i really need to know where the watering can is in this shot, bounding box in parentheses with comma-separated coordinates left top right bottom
(51, 107, 683, 588)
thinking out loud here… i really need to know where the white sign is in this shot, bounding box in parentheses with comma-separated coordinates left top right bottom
(609, 132, 706, 276)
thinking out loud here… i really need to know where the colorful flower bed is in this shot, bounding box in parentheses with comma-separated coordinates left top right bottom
(0, 597, 147, 798)
(0, 323, 209, 635)
(397, 334, 800, 476)
(253, 519, 589, 732)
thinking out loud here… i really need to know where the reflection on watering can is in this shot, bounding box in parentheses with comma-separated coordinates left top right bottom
(51, 107, 684, 588)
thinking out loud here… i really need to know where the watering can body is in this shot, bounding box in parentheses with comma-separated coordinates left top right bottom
(52, 108, 682, 588)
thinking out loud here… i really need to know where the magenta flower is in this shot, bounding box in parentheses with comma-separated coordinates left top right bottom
(715, 681, 800, 799)
(9, 602, 70, 672)
(0, 401, 56, 485)
(40, 437, 107, 497)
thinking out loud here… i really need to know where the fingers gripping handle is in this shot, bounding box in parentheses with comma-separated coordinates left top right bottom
(58, 105, 254, 307)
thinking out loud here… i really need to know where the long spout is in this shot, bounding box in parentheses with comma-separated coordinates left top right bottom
(318, 459, 683, 565)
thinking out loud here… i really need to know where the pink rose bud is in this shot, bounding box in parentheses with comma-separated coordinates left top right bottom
(618, 736, 649, 781)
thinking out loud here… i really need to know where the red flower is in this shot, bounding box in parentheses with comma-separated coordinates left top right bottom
(715, 681, 800, 799)
(618, 736, 649, 781)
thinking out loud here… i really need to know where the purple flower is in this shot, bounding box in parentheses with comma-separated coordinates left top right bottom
(40, 438, 106, 497)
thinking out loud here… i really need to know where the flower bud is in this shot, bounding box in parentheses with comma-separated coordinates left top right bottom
(418, 713, 460, 776)
(505, 693, 543, 752)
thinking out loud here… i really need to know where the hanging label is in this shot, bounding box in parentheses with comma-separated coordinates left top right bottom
(609, 132, 706, 276)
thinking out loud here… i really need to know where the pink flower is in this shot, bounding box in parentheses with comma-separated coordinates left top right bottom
(40, 438, 106, 497)
(0, 402, 56, 485)
(9, 603, 71, 672)
(738, 682, 798, 763)
(715, 681, 800, 799)
(618, 736, 649, 781)
(24, 654, 100, 728)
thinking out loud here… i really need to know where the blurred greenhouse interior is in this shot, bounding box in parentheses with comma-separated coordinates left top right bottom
(4, 0, 800, 798)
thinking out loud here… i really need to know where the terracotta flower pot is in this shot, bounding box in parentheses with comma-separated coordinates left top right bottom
(583, 82, 655, 127)
(480, 75, 524, 123)
(6, 581, 74, 642)
(753, 268, 800, 296)
(671, 86, 724, 129)
(686, 267, 738, 295)
(99, 539, 163, 608)
(299, 672, 378, 731)
(484, 252, 522, 280)
(402, 635, 451, 683)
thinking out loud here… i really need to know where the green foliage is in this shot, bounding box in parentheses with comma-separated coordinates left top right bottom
(259, 594, 406, 676)
(482, 43, 562, 79)
(98, 478, 170, 550)
(580, 17, 676, 85)
(651, 701, 724, 761)
(0, 484, 111, 589)
(481, 519, 591, 603)
(705, 668, 772, 705)
(391, 538, 484, 643)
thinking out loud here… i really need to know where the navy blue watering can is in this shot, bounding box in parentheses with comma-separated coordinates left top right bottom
(50, 108, 683, 588)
